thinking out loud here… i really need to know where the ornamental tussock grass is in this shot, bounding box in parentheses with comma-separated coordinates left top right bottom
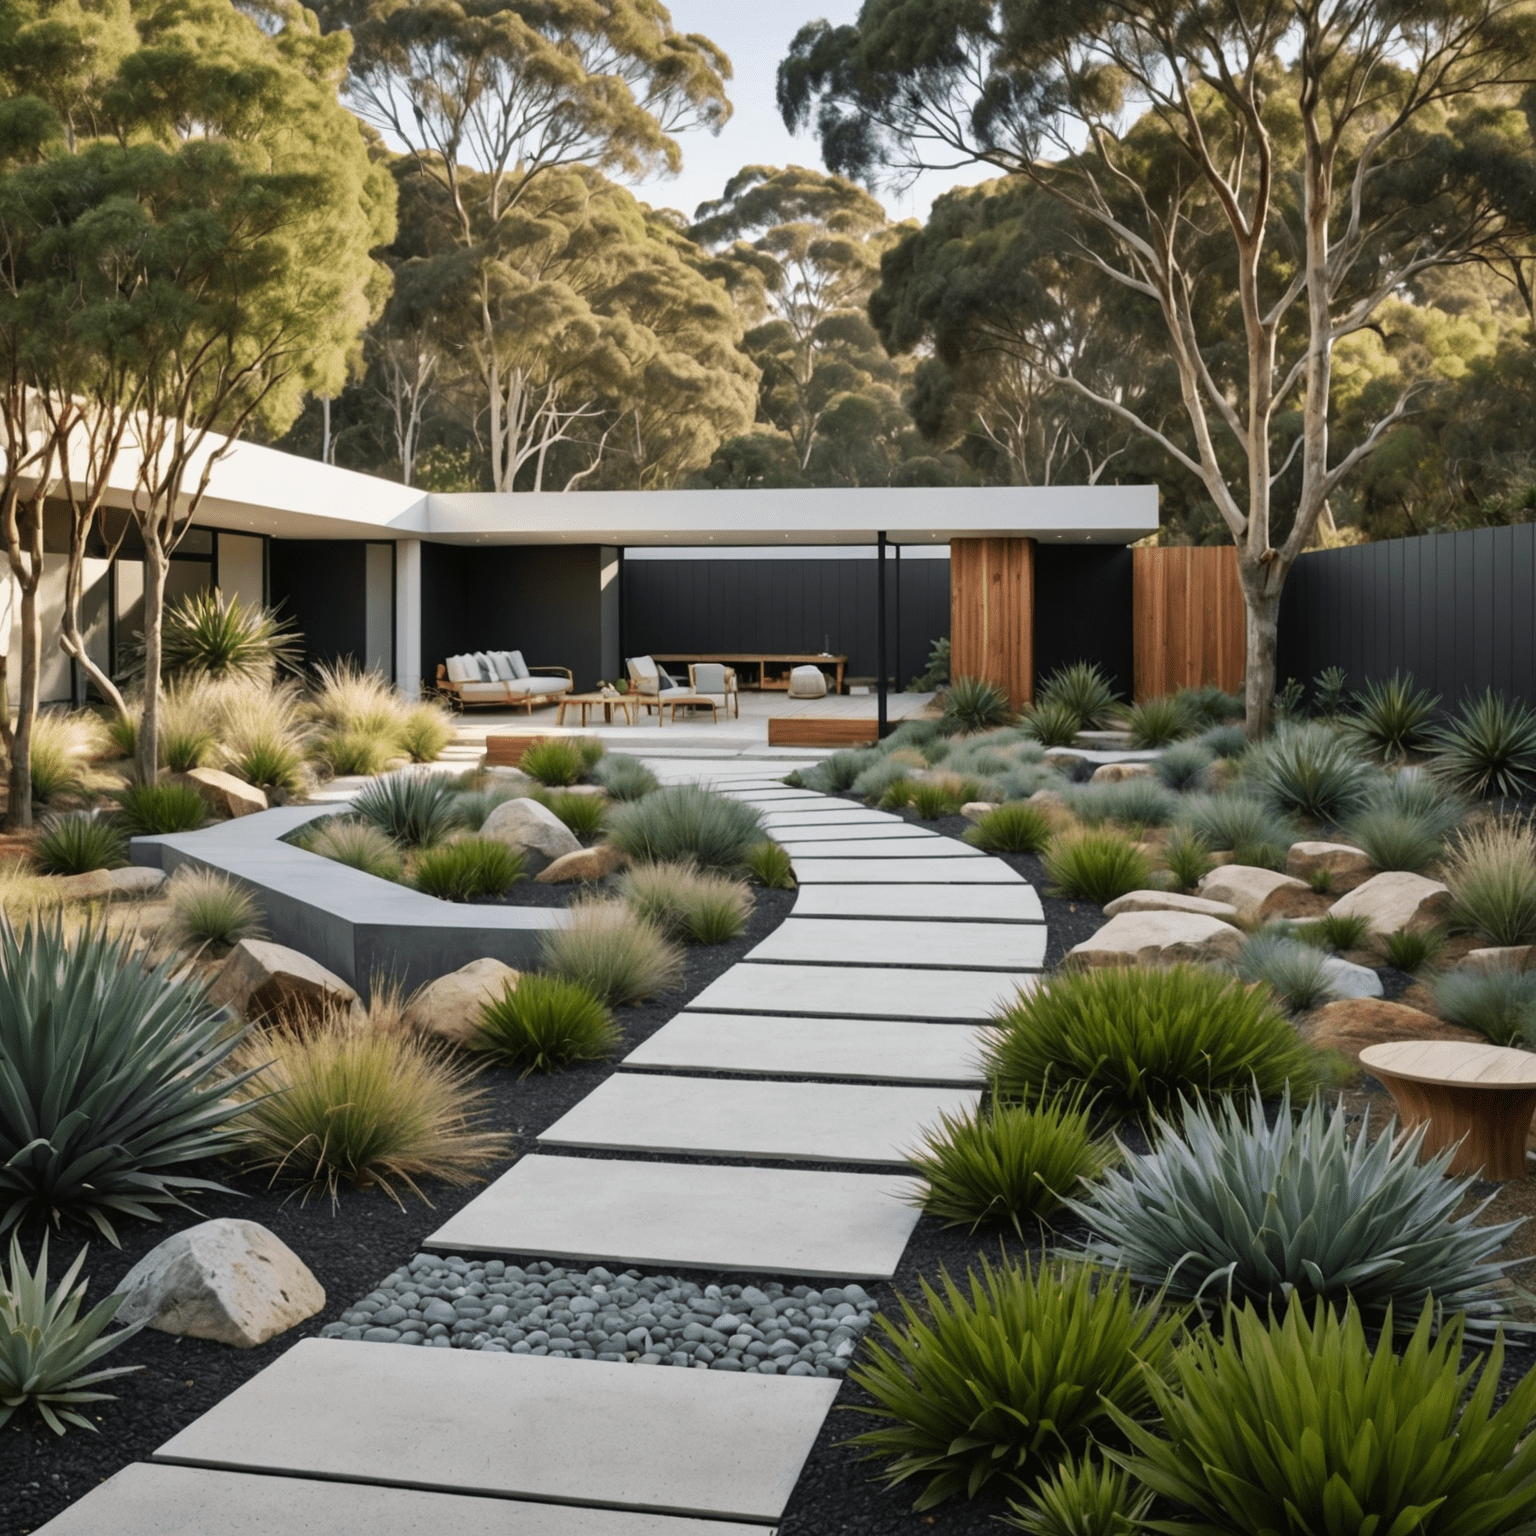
(397, 702, 455, 763)
(315, 727, 395, 778)
(1294, 909, 1373, 953)
(472, 973, 620, 1076)
(1381, 925, 1445, 973)
(229, 1013, 510, 1209)
(1432, 966, 1536, 1046)
(985, 966, 1317, 1124)
(1153, 739, 1216, 791)
(1197, 723, 1251, 758)
(1065, 778, 1177, 830)
(411, 838, 524, 901)
(518, 738, 586, 787)
(214, 679, 313, 795)
(0, 860, 69, 924)
(353, 771, 459, 849)
(846, 1256, 1181, 1511)
(619, 862, 753, 944)
(155, 676, 218, 772)
(1042, 832, 1151, 906)
(309, 659, 409, 739)
(450, 783, 523, 832)
(1162, 826, 1213, 890)
(1020, 697, 1083, 747)
(591, 753, 658, 801)
(540, 899, 684, 1005)
(964, 802, 1051, 854)
(33, 813, 127, 876)
(547, 790, 607, 839)
(851, 757, 914, 803)
(804, 749, 878, 793)
(1076, 1087, 1516, 1323)
(112, 781, 207, 836)
(1443, 815, 1536, 947)
(1236, 931, 1334, 1013)
(1176, 791, 1296, 870)
(1115, 1298, 1536, 1536)
(28, 711, 104, 803)
(165, 868, 265, 951)
(1003, 1452, 1151, 1536)
(606, 785, 764, 872)
(909, 1094, 1112, 1236)
(1123, 694, 1192, 748)
(1343, 769, 1466, 873)
(744, 840, 795, 889)
(303, 819, 405, 881)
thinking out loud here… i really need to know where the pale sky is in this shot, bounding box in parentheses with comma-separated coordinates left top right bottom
(636, 2, 990, 227)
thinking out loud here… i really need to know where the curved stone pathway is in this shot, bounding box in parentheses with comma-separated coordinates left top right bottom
(39, 764, 1046, 1536)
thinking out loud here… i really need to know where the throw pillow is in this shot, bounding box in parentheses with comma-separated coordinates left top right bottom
(508, 650, 530, 679)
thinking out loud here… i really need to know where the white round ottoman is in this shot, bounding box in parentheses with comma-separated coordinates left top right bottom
(787, 665, 829, 699)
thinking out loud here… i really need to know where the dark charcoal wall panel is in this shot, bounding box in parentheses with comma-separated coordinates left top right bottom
(1032, 544, 1135, 702)
(270, 540, 367, 672)
(1277, 525, 1536, 711)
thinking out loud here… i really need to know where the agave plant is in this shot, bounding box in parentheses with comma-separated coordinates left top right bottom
(0, 920, 259, 1241)
(1344, 671, 1440, 762)
(0, 1234, 143, 1433)
(156, 589, 301, 680)
(1074, 1086, 1517, 1324)
(1431, 688, 1536, 799)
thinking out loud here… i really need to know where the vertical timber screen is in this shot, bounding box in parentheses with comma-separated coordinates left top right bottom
(950, 537, 1035, 708)
(1133, 545, 1246, 700)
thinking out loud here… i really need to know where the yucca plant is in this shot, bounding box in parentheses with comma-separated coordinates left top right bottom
(909, 1095, 1112, 1236)
(0, 920, 257, 1240)
(1443, 815, 1536, 947)
(112, 782, 208, 837)
(1076, 1087, 1516, 1322)
(1022, 697, 1084, 747)
(517, 738, 586, 788)
(591, 753, 658, 801)
(846, 1257, 1182, 1511)
(1433, 688, 1536, 800)
(165, 868, 266, 951)
(1037, 661, 1123, 729)
(1114, 1298, 1536, 1536)
(228, 1013, 510, 1208)
(744, 840, 796, 889)
(606, 785, 764, 872)
(540, 899, 685, 1005)
(397, 702, 454, 763)
(411, 838, 525, 900)
(33, 813, 127, 876)
(1236, 931, 1335, 1013)
(1042, 832, 1151, 905)
(1243, 722, 1376, 821)
(1003, 1453, 1152, 1536)
(1123, 695, 1192, 749)
(1294, 909, 1373, 953)
(1162, 826, 1213, 890)
(986, 966, 1317, 1124)
(943, 675, 1014, 733)
(547, 790, 607, 839)
(1344, 671, 1440, 762)
(1382, 925, 1444, 973)
(1177, 791, 1295, 870)
(303, 818, 405, 881)
(0, 1234, 143, 1434)
(965, 801, 1052, 854)
(1432, 966, 1536, 1047)
(352, 771, 460, 848)
(1154, 740, 1216, 791)
(619, 861, 753, 944)
(158, 589, 301, 680)
(473, 973, 621, 1076)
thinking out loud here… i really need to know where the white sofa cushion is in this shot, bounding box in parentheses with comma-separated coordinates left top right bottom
(471, 652, 497, 681)
(505, 675, 571, 697)
(508, 650, 530, 679)
(445, 654, 477, 684)
(460, 680, 509, 701)
(489, 650, 517, 681)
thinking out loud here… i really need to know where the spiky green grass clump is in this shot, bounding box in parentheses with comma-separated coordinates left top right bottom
(965, 802, 1051, 854)
(744, 840, 796, 889)
(591, 754, 659, 801)
(620, 862, 753, 944)
(1236, 931, 1335, 1013)
(33, 814, 127, 876)
(1432, 966, 1536, 1046)
(165, 868, 265, 951)
(943, 676, 1013, 733)
(112, 782, 208, 837)
(353, 772, 460, 849)
(473, 974, 620, 1076)
(606, 786, 764, 872)
(1042, 832, 1151, 906)
(411, 838, 525, 901)
(304, 819, 405, 881)
(518, 739, 586, 788)
(540, 899, 685, 1005)
(1443, 816, 1536, 946)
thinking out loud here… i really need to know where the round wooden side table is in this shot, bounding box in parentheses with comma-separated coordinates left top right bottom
(1359, 1039, 1536, 1181)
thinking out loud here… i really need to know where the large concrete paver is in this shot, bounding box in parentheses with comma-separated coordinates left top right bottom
(688, 961, 1033, 1020)
(792, 882, 1044, 921)
(538, 1075, 979, 1165)
(776, 835, 980, 859)
(34, 1464, 762, 1536)
(425, 1154, 921, 1278)
(756, 820, 933, 843)
(748, 916, 1046, 970)
(154, 1340, 836, 1525)
(628, 1013, 992, 1085)
(792, 856, 1021, 884)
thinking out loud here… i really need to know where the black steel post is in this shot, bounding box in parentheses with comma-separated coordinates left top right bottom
(893, 543, 902, 697)
(877, 531, 888, 738)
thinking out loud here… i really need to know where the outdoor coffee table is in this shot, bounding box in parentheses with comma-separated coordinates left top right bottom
(557, 692, 638, 727)
(1360, 1039, 1536, 1180)
(660, 695, 718, 726)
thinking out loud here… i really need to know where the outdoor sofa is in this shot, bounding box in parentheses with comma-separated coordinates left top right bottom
(437, 650, 573, 711)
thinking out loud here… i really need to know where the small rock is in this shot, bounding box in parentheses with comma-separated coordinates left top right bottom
(1089, 761, 1158, 783)
(1103, 890, 1241, 923)
(1286, 840, 1376, 894)
(53, 869, 117, 901)
(180, 766, 268, 819)
(1301, 997, 1482, 1065)
(481, 796, 582, 862)
(402, 958, 521, 1047)
(1198, 865, 1313, 919)
(1066, 910, 1245, 968)
(205, 938, 361, 1025)
(1319, 955, 1384, 1001)
(1328, 871, 1454, 937)
(108, 865, 167, 896)
(960, 802, 998, 822)
(112, 1218, 324, 1348)
(535, 843, 627, 885)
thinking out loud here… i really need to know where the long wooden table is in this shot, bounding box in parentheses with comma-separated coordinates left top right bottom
(650, 653, 847, 695)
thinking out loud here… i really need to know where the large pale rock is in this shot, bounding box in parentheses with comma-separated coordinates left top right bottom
(113, 1218, 323, 1348)
(1090, 761, 1159, 784)
(961, 801, 999, 823)
(404, 957, 521, 1046)
(206, 938, 360, 1023)
(535, 843, 627, 885)
(1198, 864, 1313, 919)
(1460, 946, 1536, 974)
(108, 865, 167, 896)
(1301, 997, 1482, 1065)
(53, 869, 117, 901)
(1027, 789, 1073, 816)
(1286, 840, 1376, 894)
(1320, 955, 1384, 1001)
(182, 766, 268, 819)
(1329, 870, 1453, 936)
(481, 796, 581, 862)
(1067, 909, 1246, 968)
(1103, 889, 1241, 923)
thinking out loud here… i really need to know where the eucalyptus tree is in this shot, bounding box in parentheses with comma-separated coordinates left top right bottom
(781, 0, 1536, 733)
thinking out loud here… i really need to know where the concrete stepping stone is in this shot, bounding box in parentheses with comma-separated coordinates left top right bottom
(425, 1154, 921, 1278)
(760, 805, 905, 824)
(793, 856, 1024, 885)
(36, 1463, 762, 1536)
(793, 882, 1044, 922)
(627, 1013, 993, 1085)
(758, 820, 934, 843)
(689, 962, 1032, 1020)
(748, 916, 1046, 971)
(538, 1075, 979, 1165)
(775, 836, 980, 859)
(154, 1339, 837, 1525)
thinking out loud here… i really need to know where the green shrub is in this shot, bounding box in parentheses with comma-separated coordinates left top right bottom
(1177, 791, 1295, 869)
(33, 813, 127, 876)
(548, 790, 607, 840)
(943, 675, 1013, 732)
(1163, 826, 1213, 890)
(411, 838, 525, 900)
(397, 703, 454, 763)
(1079, 1086, 1514, 1320)
(965, 802, 1051, 854)
(1444, 816, 1536, 946)
(1236, 931, 1334, 1013)
(317, 728, 395, 777)
(1196, 723, 1250, 758)
(805, 749, 877, 793)
(1432, 966, 1536, 1046)
(1021, 697, 1083, 747)
(112, 781, 208, 836)
(1382, 925, 1444, 972)
(910, 1095, 1110, 1236)
(1037, 661, 1122, 729)
(1123, 695, 1191, 749)
(619, 861, 753, 944)
(1295, 909, 1372, 952)
(1432, 688, 1536, 799)
(166, 868, 265, 950)
(540, 899, 685, 1005)
(0, 1233, 142, 1434)
(353, 772, 460, 848)
(1344, 671, 1440, 762)
(847, 1257, 1181, 1511)
(986, 965, 1317, 1123)
(473, 973, 620, 1075)
(606, 785, 764, 871)
(591, 753, 658, 801)
(1003, 1453, 1151, 1536)
(1116, 1299, 1536, 1536)
(229, 1018, 509, 1207)
(0, 920, 255, 1239)
(159, 588, 301, 680)
(1154, 740, 1215, 791)
(305, 819, 404, 881)
(516, 738, 585, 787)
(1066, 779, 1177, 829)
(1042, 832, 1151, 905)
(1243, 722, 1375, 821)
(744, 840, 796, 889)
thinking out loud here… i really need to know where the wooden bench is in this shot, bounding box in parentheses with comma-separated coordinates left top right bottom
(1360, 1039, 1536, 1180)
(484, 734, 552, 768)
(767, 718, 880, 748)
(651, 653, 848, 696)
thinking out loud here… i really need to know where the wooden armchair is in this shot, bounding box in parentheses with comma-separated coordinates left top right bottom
(688, 662, 739, 718)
